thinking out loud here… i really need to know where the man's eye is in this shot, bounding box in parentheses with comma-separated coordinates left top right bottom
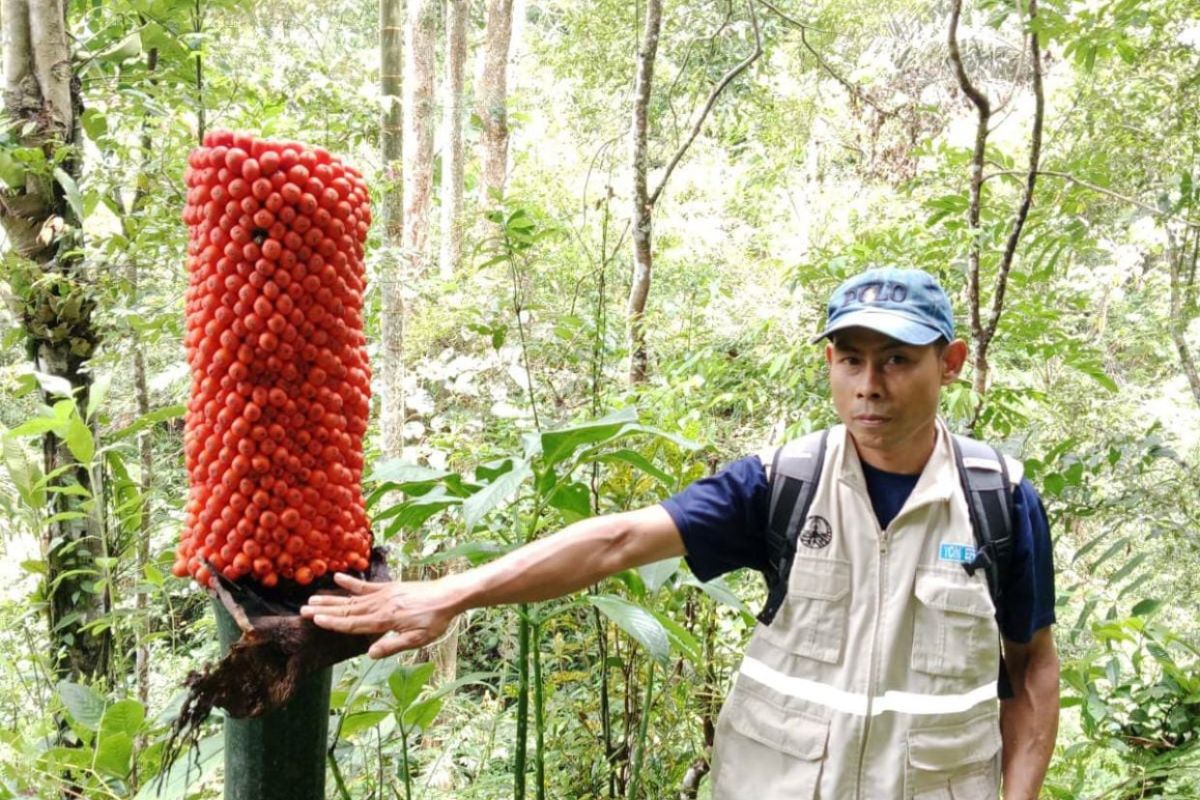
(887, 355, 908, 365)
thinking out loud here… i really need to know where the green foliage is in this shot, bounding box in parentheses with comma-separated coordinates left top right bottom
(1, 0, 1199, 797)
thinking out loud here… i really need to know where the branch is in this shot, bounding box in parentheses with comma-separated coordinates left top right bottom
(983, 167, 1200, 229)
(984, 0, 1043, 346)
(647, 0, 762, 207)
(948, 0, 991, 349)
(756, 0, 898, 119)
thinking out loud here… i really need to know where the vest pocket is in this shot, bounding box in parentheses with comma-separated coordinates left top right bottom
(713, 688, 829, 799)
(911, 566, 995, 678)
(905, 712, 1001, 800)
(760, 556, 851, 664)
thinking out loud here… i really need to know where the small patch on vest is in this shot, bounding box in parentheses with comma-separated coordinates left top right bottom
(938, 542, 976, 564)
(799, 516, 832, 549)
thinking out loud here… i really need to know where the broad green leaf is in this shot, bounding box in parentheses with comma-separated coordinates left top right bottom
(388, 662, 435, 712)
(367, 459, 451, 486)
(8, 417, 63, 437)
(100, 699, 145, 737)
(63, 415, 94, 464)
(380, 493, 461, 539)
(86, 371, 112, 421)
(547, 481, 591, 519)
(402, 696, 444, 731)
(2, 433, 46, 509)
(58, 681, 104, 730)
(1128, 597, 1156, 618)
(462, 460, 531, 530)
(53, 168, 84, 222)
(680, 574, 750, 617)
(111, 404, 186, 441)
(588, 594, 670, 664)
(339, 710, 389, 739)
(540, 408, 638, 468)
(649, 609, 701, 664)
(94, 731, 133, 777)
(638, 558, 680, 594)
(1108, 553, 1147, 584)
(418, 540, 511, 567)
(584, 448, 675, 488)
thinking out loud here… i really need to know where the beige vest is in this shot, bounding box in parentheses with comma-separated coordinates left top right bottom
(710, 422, 1020, 800)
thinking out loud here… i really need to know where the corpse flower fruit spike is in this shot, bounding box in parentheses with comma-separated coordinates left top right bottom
(177, 130, 373, 590)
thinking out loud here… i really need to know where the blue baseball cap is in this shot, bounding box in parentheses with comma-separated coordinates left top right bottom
(812, 267, 955, 345)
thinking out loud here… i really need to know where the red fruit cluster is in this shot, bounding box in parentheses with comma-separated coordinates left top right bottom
(175, 130, 373, 589)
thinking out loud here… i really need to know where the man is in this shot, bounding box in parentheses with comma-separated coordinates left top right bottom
(303, 267, 1060, 799)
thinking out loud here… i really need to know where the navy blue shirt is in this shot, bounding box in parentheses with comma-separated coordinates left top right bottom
(661, 454, 1056, 643)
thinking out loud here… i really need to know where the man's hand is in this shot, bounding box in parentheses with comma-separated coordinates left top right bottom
(1000, 626, 1060, 799)
(302, 506, 684, 659)
(301, 573, 465, 659)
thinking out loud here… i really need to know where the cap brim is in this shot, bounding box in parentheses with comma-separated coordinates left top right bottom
(811, 308, 944, 346)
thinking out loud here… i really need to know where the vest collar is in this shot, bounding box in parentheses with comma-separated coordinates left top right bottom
(835, 419, 957, 516)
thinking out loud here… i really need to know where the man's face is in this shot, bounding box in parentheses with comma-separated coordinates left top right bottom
(825, 327, 966, 471)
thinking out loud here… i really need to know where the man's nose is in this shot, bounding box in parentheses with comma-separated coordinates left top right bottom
(856, 363, 884, 398)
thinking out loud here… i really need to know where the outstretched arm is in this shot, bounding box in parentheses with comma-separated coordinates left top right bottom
(1000, 626, 1059, 799)
(300, 505, 685, 658)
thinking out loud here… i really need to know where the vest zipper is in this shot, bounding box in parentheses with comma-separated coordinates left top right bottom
(854, 502, 889, 800)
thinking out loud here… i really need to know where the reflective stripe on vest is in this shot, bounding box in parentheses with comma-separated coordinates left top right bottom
(740, 656, 998, 717)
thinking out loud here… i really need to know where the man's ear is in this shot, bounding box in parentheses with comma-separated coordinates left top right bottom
(941, 339, 968, 384)
(825, 343, 834, 365)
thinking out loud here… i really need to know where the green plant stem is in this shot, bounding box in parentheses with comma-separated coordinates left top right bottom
(593, 602, 615, 797)
(515, 609, 531, 800)
(533, 622, 546, 800)
(627, 660, 656, 800)
(400, 725, 413, 800)
(328, 752, 352, 800)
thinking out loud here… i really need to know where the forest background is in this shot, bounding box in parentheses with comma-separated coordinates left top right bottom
(0, 0, 1198, 798)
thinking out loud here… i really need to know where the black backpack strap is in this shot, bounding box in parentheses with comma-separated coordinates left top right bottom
(951, 433, 1017, 699)
(757, 429, 828, 626)
(950, 434, 1015, 607)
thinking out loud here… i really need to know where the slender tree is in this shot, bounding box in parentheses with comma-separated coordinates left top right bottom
(627, 0, 761, 383)
(380, 0, 407, 493)
(130, 40, 161, 710)
(0, 0, 111, 680)
(477, 0, 515, 209)
(948, 0, 1044, 425)
(403, 0, 437, 272)
(1167, 225, 1200, 408)
(439, 0, 468, 279)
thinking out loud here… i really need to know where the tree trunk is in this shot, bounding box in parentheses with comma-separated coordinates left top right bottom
(379, 0, 406, 505)
(426, 0, 469, 687)
(403, 0, 436, 274)
(0, 0, 111, 682)
(131, 41, 160, 711)
(1169, 231, 1200, 408)
(477, 0, 514, 208)
(627, 0, 663, 385)
(438, 0, 467, 280)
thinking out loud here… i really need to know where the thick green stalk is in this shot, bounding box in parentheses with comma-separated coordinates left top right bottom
(400, 726, 413, 800)
(626, 661, 656, 800)
(514, 609, 530, 800)
(214, 602, 331, 800)
(532, 623, 546, 800)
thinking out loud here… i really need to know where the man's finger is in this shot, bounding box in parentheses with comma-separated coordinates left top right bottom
(333, 572, 387, 594)
(368, 629, 427, 659)
(311, 610, 388, 635)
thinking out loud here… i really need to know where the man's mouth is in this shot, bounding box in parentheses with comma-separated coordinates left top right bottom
(854, 414, 890, 425)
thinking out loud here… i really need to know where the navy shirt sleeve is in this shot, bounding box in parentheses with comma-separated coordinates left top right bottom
(660, 455, 769, 581)
(995, 478, 1056, 643)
